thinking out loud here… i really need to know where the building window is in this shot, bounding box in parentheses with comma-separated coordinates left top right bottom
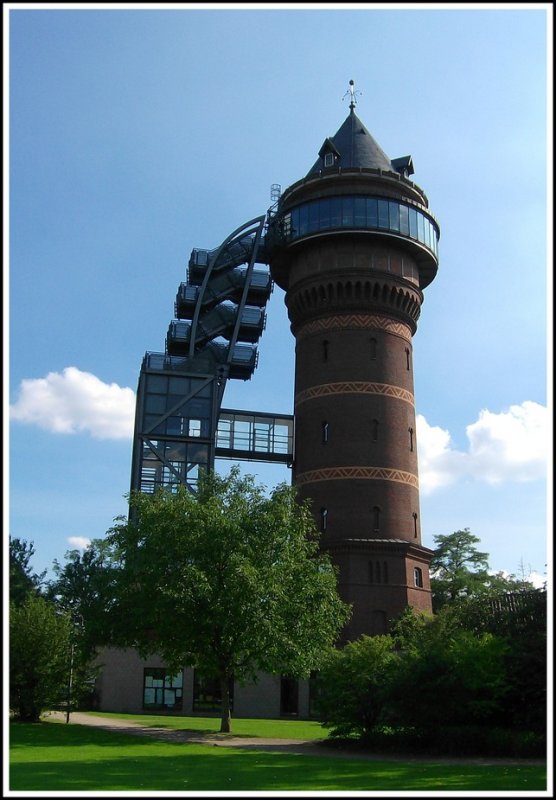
(408, 427, 414, 452)
(383, 561, 389, 584)
(372, 506, 381, 531)
(371, 419, 379, 442)
(143, 668, 183, 710)
(368, 561, 374, 583)
(324, 152, 335, 168)
(322, 421, 329, 444)
(413, 512, 418, 538)
(370, 337, 377, 359)
(320, 507, 328, 532)
(322, 339, 329, 362)
(414, 567, 423, 588)
(193, 671, 234, 712)
(280, 196, 439, 259)
(189, 418, 202, 437)
(405, 347, 411, 370)
(280, 676, 299, 716)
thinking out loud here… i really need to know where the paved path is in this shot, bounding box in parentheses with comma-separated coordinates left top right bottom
(46, 711, 546, 766)
(47, 711, 322, 754)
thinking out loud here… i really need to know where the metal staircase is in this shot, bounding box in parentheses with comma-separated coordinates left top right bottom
(130, 215, 278, 495)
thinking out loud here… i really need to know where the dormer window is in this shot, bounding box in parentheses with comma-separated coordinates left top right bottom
(391, 155, 414, 178)
(318, 137, 340, 170)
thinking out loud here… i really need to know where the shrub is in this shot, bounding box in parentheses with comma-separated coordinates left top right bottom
(10, 595, 72, 721)
(315, 636, 398, 739)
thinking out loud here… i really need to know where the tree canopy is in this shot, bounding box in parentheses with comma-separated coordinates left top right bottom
(47, 540, 120, 659)
(9, 537, 46, 606)
(106, 468, 351, 732)
(10, 594, 72, 721)
(429, 528, 535, 611)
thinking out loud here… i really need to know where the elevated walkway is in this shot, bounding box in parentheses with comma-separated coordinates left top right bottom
(217, 409, 293, 464)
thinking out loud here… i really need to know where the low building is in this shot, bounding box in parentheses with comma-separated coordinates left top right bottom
(95, 647, 313, 719)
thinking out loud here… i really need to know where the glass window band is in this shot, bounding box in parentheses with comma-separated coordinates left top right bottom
(284, 196, 438, 257)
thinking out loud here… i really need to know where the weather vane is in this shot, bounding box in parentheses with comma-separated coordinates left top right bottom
(343, 79, 361, 110)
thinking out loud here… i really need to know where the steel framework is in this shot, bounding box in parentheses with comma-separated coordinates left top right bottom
(130, 215, 291, 496)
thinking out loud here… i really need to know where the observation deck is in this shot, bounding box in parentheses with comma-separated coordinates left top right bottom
(267, 176, 440, 291)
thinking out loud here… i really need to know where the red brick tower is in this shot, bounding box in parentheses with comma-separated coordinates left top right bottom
(267, 92, 440, 640)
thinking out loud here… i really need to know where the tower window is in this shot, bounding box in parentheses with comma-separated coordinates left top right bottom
(322, 340, 329, 362)
(370, 560, 386, 583)
(320, 507, 328, 532)
(370, 337, 377, 359)
(408, 427, 414, 452)
(371, 419, 379, 442)
(412, 512, 418, 538)
(414, 567, 423, 588)
(322, 421, 329, 444)
(324, 152, 335, 168)
(405, 347, 411, 371)
(372, 506, 380, 531)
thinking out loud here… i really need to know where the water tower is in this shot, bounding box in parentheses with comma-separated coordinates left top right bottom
(266, 82, 440, 639)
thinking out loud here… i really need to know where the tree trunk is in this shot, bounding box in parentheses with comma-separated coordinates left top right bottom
(219, 675, 231, 733)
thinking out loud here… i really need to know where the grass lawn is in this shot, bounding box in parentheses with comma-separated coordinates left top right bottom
(9, 719, 547, 792)
(83, 710, 328, 739)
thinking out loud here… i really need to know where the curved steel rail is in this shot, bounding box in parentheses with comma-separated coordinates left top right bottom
(187, 215, 267, 363)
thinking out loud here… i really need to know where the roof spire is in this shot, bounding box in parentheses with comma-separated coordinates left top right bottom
(343, 79, 361, 111)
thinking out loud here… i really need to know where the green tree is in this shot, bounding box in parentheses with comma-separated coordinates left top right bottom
(9, 537, 46, 606)
(315, 635, 398, 739)
(316, 609, 510, 745)
(10, 594, 72, 721)
(106, 468, 351, 733)
(47, 539, 120, 659)
(429, 528, 530, 610)
(430, 528, 533, 611)
(441, 590, 547, 733)
(429, 529, 489, 609)
(389, 607, 510, 729)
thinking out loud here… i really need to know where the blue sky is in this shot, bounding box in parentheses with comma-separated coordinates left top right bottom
(6, 4, 551, 586)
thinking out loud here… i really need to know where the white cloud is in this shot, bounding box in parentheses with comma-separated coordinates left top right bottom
(466, 401, 548, 484)
(10, 367, 135, 440)
(417, 401, 548, 494)
(415, 414, 468, 494)
(493, 569, 547, 590)
(528, 571, 548, 589)
(67, 537, 91, 551)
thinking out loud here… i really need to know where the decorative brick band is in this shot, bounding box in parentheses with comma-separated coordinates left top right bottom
(296, 381, 415, 407)
(296, 314, 412, 342)
(296, 466, 419, 489)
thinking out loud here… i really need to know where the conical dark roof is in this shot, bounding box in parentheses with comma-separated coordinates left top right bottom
(306, 108, 394, 176)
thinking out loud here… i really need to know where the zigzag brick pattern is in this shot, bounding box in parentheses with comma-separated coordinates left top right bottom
(296, 381, 415, 407)
(296, 466, 419, 489)
(297, 314, 412, 342)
